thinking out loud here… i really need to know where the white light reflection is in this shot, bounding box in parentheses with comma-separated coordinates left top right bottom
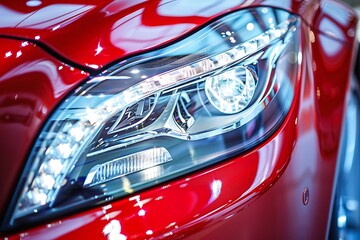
(130, 69, 140, 74)
(208, 179, 222, 204)
(129, 195, 151, 209)
(5, 51, 12, 58)
(261, 8, 268, 14)
(103, 220, 127, 240)
(246, 22, 255, 31)
(20, 232, 29, 238)
(52, 25, 61, 31)
(87, 64, 100, 69)
(16, 51, 22, 58)
(101, 211, 121, 221)
(26, 0, 42, 7)
(298, 52, 303, 65)
(338, 215, 347, 228)
(346, 199, 359, 212)
(138, 209, 145, 216)
(319, 18, 345, 58)
(95, 44, 104, 56)
(166, 222, 177, 229)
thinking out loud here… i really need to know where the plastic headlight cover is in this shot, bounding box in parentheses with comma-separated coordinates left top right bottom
(5, 7, 300, 229)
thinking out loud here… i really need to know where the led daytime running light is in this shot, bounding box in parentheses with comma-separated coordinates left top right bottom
(84, 147, 172, 187)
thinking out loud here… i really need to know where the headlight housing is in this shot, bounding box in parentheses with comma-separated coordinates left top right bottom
(4, 7, 300, 229)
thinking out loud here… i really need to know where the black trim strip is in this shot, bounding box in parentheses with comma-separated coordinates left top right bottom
(0, 34, 98, 75)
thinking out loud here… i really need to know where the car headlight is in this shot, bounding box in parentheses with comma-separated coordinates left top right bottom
(4, 7, 300, 229)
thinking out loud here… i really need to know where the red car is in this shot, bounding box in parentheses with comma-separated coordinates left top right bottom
(0, 0, 359, 239)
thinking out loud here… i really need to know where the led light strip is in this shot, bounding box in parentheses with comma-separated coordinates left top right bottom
(84, 147, 172, 187)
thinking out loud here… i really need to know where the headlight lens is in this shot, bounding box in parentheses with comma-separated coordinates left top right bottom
(6, 7, 300, 228)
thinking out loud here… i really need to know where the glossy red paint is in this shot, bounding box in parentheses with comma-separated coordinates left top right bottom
(0, 0, 356, 68)
(0, 0, 358, 239)
(0, 0, 320, 69)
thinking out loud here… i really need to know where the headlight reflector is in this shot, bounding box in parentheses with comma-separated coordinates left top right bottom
(205, 66, 257, 114)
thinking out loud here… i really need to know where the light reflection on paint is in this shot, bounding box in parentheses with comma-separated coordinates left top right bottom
(95, 44, 104, 56)
(26, 0, 42, 7)
(138, 209, 145, 216)
(209, 179, 222, 204)
(5, 51, 12, 58)
(103, 220, 127, 240)
(16, 51, 22, 58)
(52, 25, 61, 31)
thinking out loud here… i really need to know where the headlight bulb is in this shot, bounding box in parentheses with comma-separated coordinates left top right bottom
(205, 66, 258, 114)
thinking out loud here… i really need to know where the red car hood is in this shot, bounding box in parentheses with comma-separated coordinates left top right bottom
(0, 0, 316, 70)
